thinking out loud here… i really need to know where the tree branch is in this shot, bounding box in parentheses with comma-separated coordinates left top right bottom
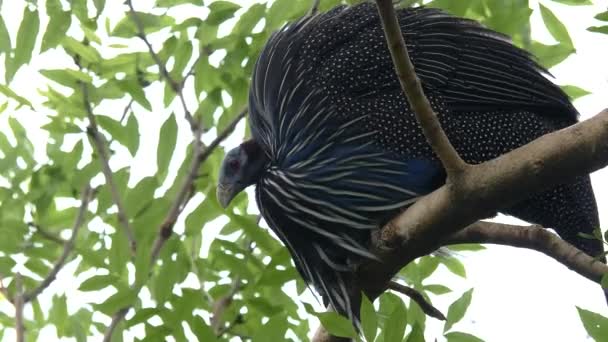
(375, 0, 467, 176)
(82, 83, 137, 253)
(14, 273, 24, 342)
(211, 276, 243, 335)
(350, 108, 608, 307)
(387, 281, 446, 320)
(126, 0, 197, 131)
(103, 94, 246, 341)
(23, 184, 93, 303)
(103, 307, 129, 342)
(312, 2, 608, 341)
(310, 0, 321, 15)
(444, 221, 608, 284)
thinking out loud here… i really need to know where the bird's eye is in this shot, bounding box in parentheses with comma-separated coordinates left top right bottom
(229, 159, 240, 171)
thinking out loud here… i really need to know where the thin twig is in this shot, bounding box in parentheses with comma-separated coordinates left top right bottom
(119, 99, 134, 123)
(82, 83, 137, 253)
(197, 108, 247, 163)
(211, 276, 243, 335)
(444, 221, 608, 284)
(14, 273, 24, 342)
(309, 0, 321, 15)
(23, 184, 93, 303)
(374, 0, 466, 176)
(126, 0, 197, 131)
(387, 281, 446, 320)
(103, 307, 129, 342)
(212, 240, 252, 336)
(28, 223, 67, 245)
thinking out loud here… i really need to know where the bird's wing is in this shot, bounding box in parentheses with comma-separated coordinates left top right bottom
(399, 7, 577, 119)
(297, 3, 577, 122)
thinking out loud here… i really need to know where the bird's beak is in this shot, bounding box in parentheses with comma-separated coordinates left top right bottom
(217, 184, 236, 209)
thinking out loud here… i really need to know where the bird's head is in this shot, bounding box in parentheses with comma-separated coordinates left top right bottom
(217, 139, 268, 208)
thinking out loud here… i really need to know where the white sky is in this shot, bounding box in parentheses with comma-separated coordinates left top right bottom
(1, 0, 608, 341)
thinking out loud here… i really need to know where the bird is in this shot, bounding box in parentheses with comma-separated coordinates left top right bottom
(216, 2, 603, 322)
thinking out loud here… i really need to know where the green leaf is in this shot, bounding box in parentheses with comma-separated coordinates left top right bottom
(316, 312, 357, 339)
(125, 177, 158, 217)
(185, 197, 222, 236)
(32, 299, 45, 323)
(26, 259, 51, 277)
(595, 11, 608, 21)
(156, 114, 178, 182)
(42, 0, 72, 52)
(79, 275, 122, 292)
(40, 69, 92, 88)
(49, 295, 68, 330)
(447, 244, 486, 252)
(550, 0, 592, 5)
(109, 229, 131, 276)
(384, 297, 407, 342)
(0, 16, 11, 55)
(0, 84, 33, 108)
(93, 0, 106, 17)
(539, 4, 573, 48)
(117, 79, 152, 111)
(444, 289, 474, 332)
(7, 7, 40, 83)
(127, 308, 161, 328)
(588, 26, 608, 35)
(97, 113, 139, 156)
(126, 113, 140, 156)
(251, 315, 288, 341)
(441, 257, 467, 278)
(233, 3, 266, 35)
(112, 12, 175, 38)
(531, 42, 570, 68)
(360, 295, 377, 342)
(445, 332, 485, 342)
(95, 289, 137, 316)
(577, 307, 608, 340)
(560, 85, 591, 100)
(190, 315, 218, 341)
(61, 37, 101, 64)
(424, 284, 452, 295)
(406, 323, 425, 342)
(602, 273, 608, 289)
(206, 1, 241, 25)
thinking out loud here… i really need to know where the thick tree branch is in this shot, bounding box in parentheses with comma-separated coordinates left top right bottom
(312, 6, 608, 341)
(352, 108, 608, 305)
(444, 221, 608, 283)
(82, 83, 137, 253)
(387, 281, 446, 320)
(23, 184, 93, 303)
(14, 273, 24, 342)
(375, 0, 467, 176)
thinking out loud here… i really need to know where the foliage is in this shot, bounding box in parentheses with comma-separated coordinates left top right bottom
(0, 0, 605, 341)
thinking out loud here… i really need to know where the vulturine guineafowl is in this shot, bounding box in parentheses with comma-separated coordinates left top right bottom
(217, 3, 604, 321)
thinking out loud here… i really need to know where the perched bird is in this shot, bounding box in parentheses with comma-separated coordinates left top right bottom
(217, 3, 603, 320)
